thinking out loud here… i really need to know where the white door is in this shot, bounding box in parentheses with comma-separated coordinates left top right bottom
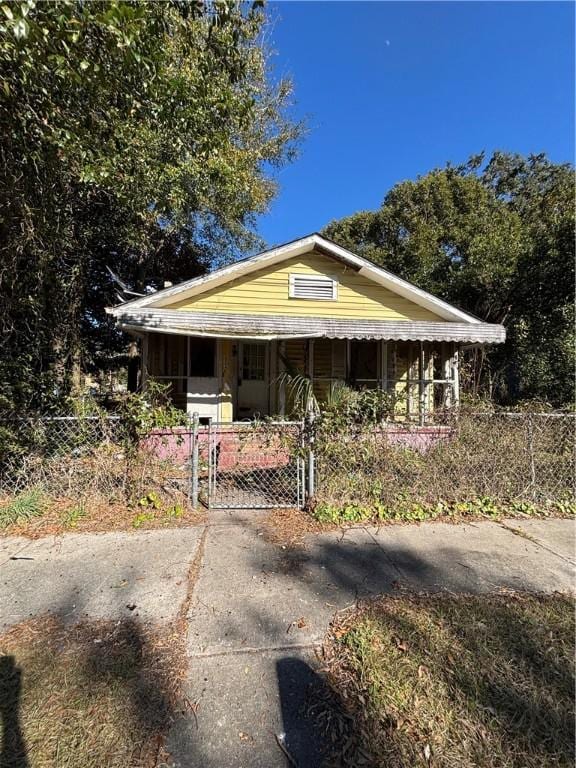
(187, 377, 220, 420)
(186, 337, 220, 420)
(237, 342, 269, 418)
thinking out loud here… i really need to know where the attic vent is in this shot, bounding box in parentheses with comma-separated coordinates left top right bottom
(289, 273, 337, 301)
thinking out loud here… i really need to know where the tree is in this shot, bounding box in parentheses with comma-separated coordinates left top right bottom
(324, 152, 574, 406)
(0, 0, 300, 411)
(481, 152, 575, 404)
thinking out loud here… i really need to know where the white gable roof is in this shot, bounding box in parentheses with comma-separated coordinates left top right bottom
(108, 233, 481, 324)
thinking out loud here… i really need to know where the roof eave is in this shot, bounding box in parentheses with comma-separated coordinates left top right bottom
(106, 234, 482, 325)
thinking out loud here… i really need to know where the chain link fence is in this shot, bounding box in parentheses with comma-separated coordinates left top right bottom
(1, 411, 574, 514)
(313, 412, 575, 511)
(0, 415, 189, 504)
(196, 421, 305, 509)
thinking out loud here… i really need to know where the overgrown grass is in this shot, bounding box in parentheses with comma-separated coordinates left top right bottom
(323, 592, 575, 767)
(0, 616, 184, 767)
(0, 487, 45, 528)
(314, 412, 575, 513)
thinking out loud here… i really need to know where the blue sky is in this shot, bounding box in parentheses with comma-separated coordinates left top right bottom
(256, 1, 575, 247)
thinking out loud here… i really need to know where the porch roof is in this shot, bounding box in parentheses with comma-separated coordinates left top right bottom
(118, 309, 505, 344)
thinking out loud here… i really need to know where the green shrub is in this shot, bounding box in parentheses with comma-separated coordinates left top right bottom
(117, 380, 189, 446)
(0, 488, 46, 527)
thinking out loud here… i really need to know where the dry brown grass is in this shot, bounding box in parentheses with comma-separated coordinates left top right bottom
(321, 592, 575, 768)
(315, 412, 575, 511)
(0, 495, 205, 539)
(0, 615, 188, 768)
(262, 506, 333, 545)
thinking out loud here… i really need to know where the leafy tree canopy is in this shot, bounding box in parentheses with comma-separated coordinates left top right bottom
(324, 152, 575, 406)
(0, 0, 300, 410)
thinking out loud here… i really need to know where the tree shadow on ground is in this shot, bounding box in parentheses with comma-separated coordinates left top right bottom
(242, 531, 574, 767)
(0, 593, 197, 768)
(0, 656, 28, 768)
(276, 656, 334, 766)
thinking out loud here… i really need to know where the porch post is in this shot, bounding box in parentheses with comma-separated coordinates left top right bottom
(380, 340, 388, 392)
(269, 340, 277, 414)
(141, 334, 149, 389)
(307, 339, 315, 383)
(307, 339, 315, 412)
(418, 341, 426, 426)
(278, 340, 286, 416)
(451, 344, 460, 407)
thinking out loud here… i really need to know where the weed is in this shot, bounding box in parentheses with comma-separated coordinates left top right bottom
(137, 491, 162, 509)
(132, 511, 155, 528)
(0, 487, 45, 527)
(61, 501, 87, 528)
(164, 503, 184, 519)
(311, 494, 573, 525)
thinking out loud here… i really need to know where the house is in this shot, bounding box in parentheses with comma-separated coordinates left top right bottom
(107, 234, 505, 423)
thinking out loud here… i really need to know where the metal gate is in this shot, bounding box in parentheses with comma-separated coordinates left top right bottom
(193, 420, 305, 509)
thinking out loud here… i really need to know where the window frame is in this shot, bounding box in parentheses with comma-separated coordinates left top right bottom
(242, 342, 266, 381)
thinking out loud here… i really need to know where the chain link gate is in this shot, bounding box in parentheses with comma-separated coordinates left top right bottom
(191, 419, 306, 509)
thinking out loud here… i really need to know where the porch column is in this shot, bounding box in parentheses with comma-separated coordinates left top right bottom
(278, 340, 286, 416)
(451, 344, 460, 406)
(269, 341, 278, 414)
(418, 341, 426, 426)
(141, 334, 149, 388)
(380, 340, 388, 392)
(442, 342, 452, 407)
(307, 339, 315, 388)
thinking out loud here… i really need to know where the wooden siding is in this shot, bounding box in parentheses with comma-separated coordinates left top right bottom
(171, 250, 443, 321)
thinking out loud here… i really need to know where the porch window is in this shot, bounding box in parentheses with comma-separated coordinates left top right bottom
(349, 341, 378, 387)
(189, 337, 215, 377)
(242, 343, 266, 380)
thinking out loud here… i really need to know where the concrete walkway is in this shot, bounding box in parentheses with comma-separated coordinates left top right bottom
(168, 515, 575, 767)
(0, 517, 573, 767)
(0, 528, 203, 630)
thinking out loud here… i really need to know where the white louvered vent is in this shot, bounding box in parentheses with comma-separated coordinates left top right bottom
(289, 273, 337, 300)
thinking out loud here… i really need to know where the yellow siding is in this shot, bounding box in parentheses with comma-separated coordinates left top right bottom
(171, 250, 443, 321)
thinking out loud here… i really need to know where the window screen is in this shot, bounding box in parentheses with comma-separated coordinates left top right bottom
(189, 337, 215, 377)
(350, 341, 378, 383)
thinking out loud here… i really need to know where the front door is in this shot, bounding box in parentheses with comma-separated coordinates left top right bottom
(237, 342, 269, 419)
(186, 337, 220, 420)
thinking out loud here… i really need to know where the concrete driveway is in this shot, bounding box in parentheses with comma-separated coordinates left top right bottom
(0, 516, 574, 767)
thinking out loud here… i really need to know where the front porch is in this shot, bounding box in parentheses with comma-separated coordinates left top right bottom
(143, 332, 460, 423)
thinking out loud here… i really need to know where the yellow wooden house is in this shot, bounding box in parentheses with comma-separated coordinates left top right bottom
(108, 234, 505, 422)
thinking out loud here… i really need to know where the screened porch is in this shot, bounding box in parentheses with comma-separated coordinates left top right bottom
(143, 332, 459, 423)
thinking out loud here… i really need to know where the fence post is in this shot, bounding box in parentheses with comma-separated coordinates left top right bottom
(306, 409, 315, 502)
(190, 411, 199, 508)
(527, 412, 536, 500)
